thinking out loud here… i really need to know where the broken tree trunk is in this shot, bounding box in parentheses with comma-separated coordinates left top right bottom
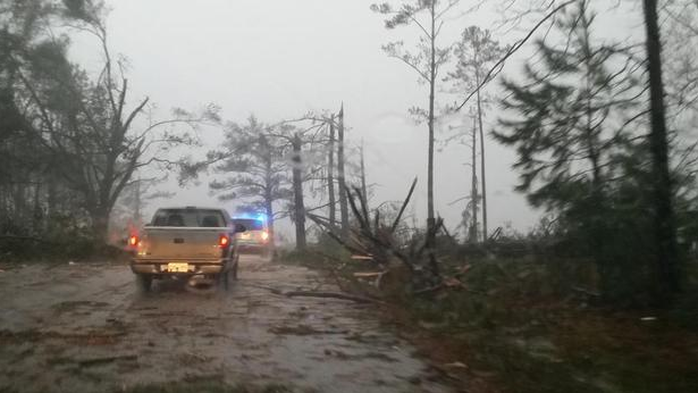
(328, 116, 337, 228)
(337, 104, 349, 238)
(291, 133, 307, 250)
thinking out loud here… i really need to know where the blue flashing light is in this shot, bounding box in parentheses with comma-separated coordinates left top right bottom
(233, 212, 267, 223)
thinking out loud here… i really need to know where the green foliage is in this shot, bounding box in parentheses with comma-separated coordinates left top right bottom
(494, 0, 660, 304)
(450, 25, 507, 94)
(0, 0, 214, 243)
(0, 212, 127, 262)
(209, 117, 292, 206)
(182, 116, 291, 219)
(404, 256, 698, 393)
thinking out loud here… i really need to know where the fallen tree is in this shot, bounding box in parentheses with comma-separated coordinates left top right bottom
(307, 179, 464, 299)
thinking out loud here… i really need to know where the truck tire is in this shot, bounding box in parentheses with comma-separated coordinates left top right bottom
(136, 274, 152, 292)
(231, 257, 239, 280)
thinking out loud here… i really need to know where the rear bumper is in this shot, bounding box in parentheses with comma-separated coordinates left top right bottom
(238, 244, 268, 252)
(236, 240, 269, 253)
(130, 259, 228, 276)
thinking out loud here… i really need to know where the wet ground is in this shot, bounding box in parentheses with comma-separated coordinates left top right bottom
(0, 255, 455, 393)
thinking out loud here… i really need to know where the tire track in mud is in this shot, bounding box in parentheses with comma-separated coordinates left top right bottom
(0, 256, 456, 393)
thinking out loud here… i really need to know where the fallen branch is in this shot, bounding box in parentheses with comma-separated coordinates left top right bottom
(77, 354, 138, 367)
(284, 290, 385, 304)
(391, 177, 418, 233)
(353, 271, 387, 278)
(571, 286, 601, 298)
(414, 284, 486, 296)
(248, 283, 384, 304)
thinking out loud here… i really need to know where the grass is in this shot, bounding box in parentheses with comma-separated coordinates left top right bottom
(402, 257, 698, 393)
(278, 244, 698, 392)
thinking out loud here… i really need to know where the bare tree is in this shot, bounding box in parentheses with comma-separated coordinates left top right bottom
(262, 120, 328, 251)
(468, 114, 479, 243)
(327, 115, 337, 228)
(360, 140, 369, 207)
(371, 0, 459, 246)
(337, 104, 350, 237)
(450, 26, 507, 241)
(289, 131, 308, 250)
(4, 0, 218, 241)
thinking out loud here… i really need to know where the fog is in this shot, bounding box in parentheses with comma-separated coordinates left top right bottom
(5, 1, 698, 392)
(68, 0, 643, 240)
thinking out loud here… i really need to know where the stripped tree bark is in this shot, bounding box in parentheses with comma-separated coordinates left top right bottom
(291, 133, 307, 250)
(337, 104, 350, 238)
(327, 116, 337, 228)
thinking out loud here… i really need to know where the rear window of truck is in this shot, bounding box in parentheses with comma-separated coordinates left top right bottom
(152, 209, 227, 227)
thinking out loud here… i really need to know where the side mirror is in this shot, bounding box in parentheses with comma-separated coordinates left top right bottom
(234, 224, 247, 233)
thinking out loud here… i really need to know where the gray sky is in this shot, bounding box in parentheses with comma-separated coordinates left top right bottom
(72, 0, 644, 239)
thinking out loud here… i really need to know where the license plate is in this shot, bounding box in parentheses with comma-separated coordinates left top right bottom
(166, 263, 189, 273)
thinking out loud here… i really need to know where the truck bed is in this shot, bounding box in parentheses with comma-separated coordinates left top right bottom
(136, 226, 230, 261)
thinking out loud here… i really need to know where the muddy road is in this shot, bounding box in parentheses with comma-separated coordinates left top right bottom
(0, 256, 456, 393)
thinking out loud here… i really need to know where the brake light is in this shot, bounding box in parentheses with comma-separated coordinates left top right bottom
(261, 231, 269, 241)
(128, 235, 139, 247)
(219, 234, 230, 248)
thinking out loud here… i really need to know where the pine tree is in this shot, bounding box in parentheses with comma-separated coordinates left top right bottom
(451, 26, 507, 241)
(494, 0, 644, 300)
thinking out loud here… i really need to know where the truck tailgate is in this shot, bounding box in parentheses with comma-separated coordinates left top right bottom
(140, 227, 227, 260)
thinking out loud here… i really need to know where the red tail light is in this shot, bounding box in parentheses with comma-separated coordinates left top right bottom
(128, 235, 139, 247)
(219, 234, 230, 248)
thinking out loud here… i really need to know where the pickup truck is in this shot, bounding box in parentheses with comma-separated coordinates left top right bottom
(129, 206, 246, 291)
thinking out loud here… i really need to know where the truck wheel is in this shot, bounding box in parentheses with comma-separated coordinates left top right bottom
(219, 269, 230, 291)
(136, 274, 152, 292)
(231, 257, 239, 281)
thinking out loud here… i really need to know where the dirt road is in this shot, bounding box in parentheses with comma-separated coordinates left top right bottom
(0, 256, 455, 393)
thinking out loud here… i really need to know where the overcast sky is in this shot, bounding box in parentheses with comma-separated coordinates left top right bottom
(71, 0, 644, 240)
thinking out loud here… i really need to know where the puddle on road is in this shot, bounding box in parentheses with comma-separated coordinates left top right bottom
(0, 256, 455, 393)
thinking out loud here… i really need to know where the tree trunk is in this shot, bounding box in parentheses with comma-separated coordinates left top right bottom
(475, 76, 488, 242)
(642, 0, 681, 303)
(291, 133, 307, 250)
(470, 116, 479, 244)
(337, 104, 349, 238)
(91, 206, 110, 243)
(360, 140, 368, 205)
(426, 1, 437, 247)
(134, 178, 142, 225)
(328, 117, 336, 228)
(424, 1, 439, 279)
(265, 197, 275, 249)
(32, 180, 42, 233)
(46, 174, 57, 232)
(263, 142, 276, 250)
(13, 182, 25, 229)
